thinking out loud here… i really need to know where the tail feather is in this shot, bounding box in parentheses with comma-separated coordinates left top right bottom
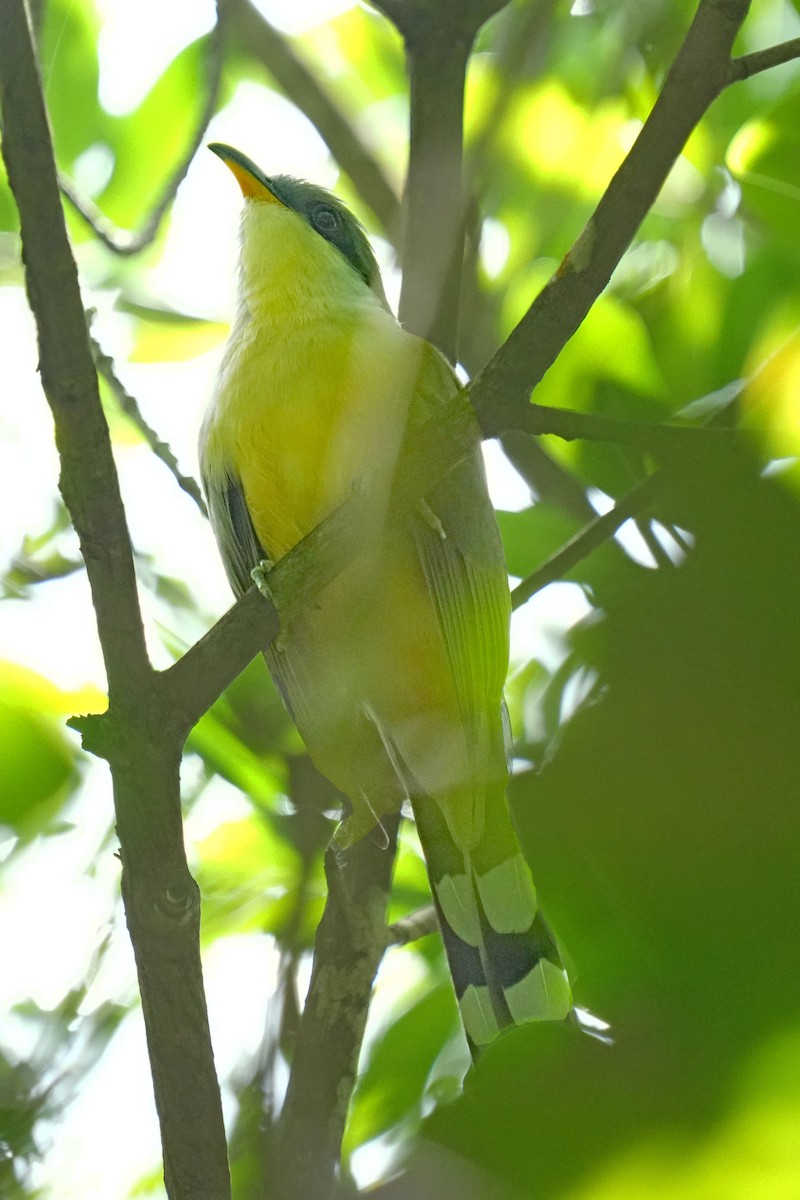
(412, 793, 572, 1050)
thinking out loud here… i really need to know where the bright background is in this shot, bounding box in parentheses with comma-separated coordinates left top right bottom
(2, 0, 800, 1197)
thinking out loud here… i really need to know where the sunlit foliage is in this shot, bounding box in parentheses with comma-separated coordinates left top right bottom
(2, 0, 800, 1196)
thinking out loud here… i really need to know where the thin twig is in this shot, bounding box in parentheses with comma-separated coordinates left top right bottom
(90, 324, 208, 517)
(511, 474, 661, 609)
(730, 35, 800, 80)
(509, 365, 754, 610)
(61, 1, 224, 255)
(387, 905, 439, 946)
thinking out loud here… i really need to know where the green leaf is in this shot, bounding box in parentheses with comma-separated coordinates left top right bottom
(40, 0, 103, 167)
(418, 443, 800, 1199)
(496, 505, 583, 579)
(345, 983, 459, 1156)
(0, 663, 86, 836)
(728, 84, 800, 243)
(97, 35, 212, 228)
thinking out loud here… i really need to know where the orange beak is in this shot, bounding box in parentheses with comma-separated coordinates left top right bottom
(208, 142, 284, 205)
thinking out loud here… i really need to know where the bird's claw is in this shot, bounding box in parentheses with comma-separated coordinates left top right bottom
(251, 558, 276, 600)
(417, 499, 447, 540)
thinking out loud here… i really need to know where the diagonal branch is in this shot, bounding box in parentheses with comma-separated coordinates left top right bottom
(90, 323, 208, 516)
(469, 0, 753, 436)
(511, 474, 662, 610)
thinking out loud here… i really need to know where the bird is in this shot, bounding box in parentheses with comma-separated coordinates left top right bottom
(199, 142, 572, 1049)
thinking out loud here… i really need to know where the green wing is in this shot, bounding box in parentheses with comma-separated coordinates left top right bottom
(404, 342, 512, 842)
(403, 343, 572, 1044)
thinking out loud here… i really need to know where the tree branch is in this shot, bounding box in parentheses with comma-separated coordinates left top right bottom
(510, 474, 662, 610)
(276, 817, 401, 1200)
(229, 0, 400, 235)
(0, 9, 148, 699)
(730, 35, 800, 80)
(0, 7, 231, 1198)
(469, 0, 753, 436)
(387, 904, 439, 946)
(377, 0, 509, 357)
(90, 322, 208, 516)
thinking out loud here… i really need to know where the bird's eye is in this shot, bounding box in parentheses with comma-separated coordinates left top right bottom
(313, 206, 339, 235)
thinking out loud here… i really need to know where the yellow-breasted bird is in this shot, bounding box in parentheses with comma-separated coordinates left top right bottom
(200, 143, 572, 1047)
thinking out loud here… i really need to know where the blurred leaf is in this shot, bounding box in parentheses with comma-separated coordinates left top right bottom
(305, 6, 405, 109)
(0, 663, 87, 835)
(40, 0, 103, 167)
(412, 441, 800, 1198)
(532, 293, 669, 413)
(123, 303, 228, 363)
(741, 312, 800, 471)
(345, 984, 460, 1157)
(0, 154, 20, 234)
(728, 84, 800, 243)
(97, 35, 212, 227)
(497, 505, 583, 578)
(195, 810, 317, 942)
(188, 709, 284, 807)
(199, 813, 298, 881)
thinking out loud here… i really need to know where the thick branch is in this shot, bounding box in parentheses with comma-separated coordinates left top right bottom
(0, 8, 231, 1198)
(230, 0, 400, 235)
(381, 0, 510, 354)
(469, 0, 752, 434)
(277, 817, 401, 1200)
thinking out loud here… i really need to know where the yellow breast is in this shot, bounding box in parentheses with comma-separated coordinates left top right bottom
(203, 297, 426, 562)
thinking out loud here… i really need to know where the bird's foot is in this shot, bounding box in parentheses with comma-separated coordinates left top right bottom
(250, 557, 276, 600)
(251, 559, 289, 650)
